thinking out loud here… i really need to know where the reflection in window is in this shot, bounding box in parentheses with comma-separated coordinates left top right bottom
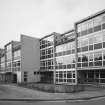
(82, 54, 88, 62)
(89, 37, 94, 45)
(94, 52, 102, 61)
(88, 20, 94, 34)
(94, 33, 102, 44)
(94, 16, 102, 26)
(89, 53, 93, 61)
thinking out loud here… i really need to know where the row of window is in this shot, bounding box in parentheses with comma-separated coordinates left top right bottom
(55, 49, 75, 57)
(40, 47, 53, 56)
(12, 61, 21, 67)
(78, 32, 105, 47)
(40, 43, 53, 49)
(77, 61, 105, 68)
(56, 42, 75, 53)
(77, 14, 105, 37)
(56, 70, 76, 84)
(78, 51, 105, 62)
(82, 70, 105, 83)
(0, 50, 21, 62)
(40, 35, 54, 45)
(40, 59, 54, 70)
(40, 36, 54, 49)
(55, 64, 75, 69)
(40, 66, 54, 70)
(55, 54, 75, 65)
(40, 64, 76, 70)
(77, 42, 105, 52)
(12, 67, 20, 72)
(77, 23, 105, 37)
(40, 59, 54, 67)
(40, 54, 53, 60)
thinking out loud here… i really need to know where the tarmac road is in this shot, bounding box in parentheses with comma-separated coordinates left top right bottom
(0, 84, 105, 105)
(0, 97, 105, 105)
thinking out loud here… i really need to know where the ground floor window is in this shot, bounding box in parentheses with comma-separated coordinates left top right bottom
(78, 70, 105, 84)
(24, 71, 28, 82)
(55, 70, 76, 85)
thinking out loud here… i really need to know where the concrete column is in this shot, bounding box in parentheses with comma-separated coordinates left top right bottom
(53, 35, 56, 84)
(99, 70, 101, 83)
(86, 71, 88, 83)
(74, 26, 78, 85)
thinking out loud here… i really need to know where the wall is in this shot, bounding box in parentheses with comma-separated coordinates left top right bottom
(21, 35, 40, 83)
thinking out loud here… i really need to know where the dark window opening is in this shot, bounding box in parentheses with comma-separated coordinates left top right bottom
(89, 45, 93, 50)
(102, 23, 105, 29)
(94, 25, 101, 32)
(94, 43, 102, 50)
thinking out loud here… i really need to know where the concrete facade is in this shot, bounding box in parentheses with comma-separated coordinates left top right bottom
(21, 35, 40, 83)
(0, 35, 40, 83)
(0, 9, 105, 85)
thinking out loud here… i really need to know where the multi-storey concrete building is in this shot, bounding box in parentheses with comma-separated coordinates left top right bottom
(0, 35, 40, 83)
(0, 49, 5, 82)
(39, 9, 105, 85)
(55, 30, 77, 85)
(75, 9, 105, 84)
(0, 9, 105, 85)
(40, 32, 59, 83)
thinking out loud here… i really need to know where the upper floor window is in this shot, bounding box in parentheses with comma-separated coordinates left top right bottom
(81, 22, 87, 31)
(6, 44, 12, 51)
(1, 56, 5, 62)
(93, 16, 102, 26)
(102, 14, 105, 23)
(88, 20, 94, 29)
(14, 50, 21, 58)
(94, 33, 103, 44)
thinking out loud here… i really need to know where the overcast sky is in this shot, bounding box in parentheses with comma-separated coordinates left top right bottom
(0, 0, 105, 48)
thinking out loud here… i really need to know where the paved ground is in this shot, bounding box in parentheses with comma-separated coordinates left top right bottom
(0, 84, 105, 101)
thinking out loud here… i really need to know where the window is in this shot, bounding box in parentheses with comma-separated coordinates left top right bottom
(102, 14, 105, 23)
(24, 72, 28, 82)
(77, 24, 81, 37)
(89, 45, 93, 50)
(94, 43, 102, 50)
(89, 53, 93, 61)
(94, 51, 102, 61)
(89, 37, 94, 45)
(81, 22, 88, 36)
(78, 54, 82, 62)
(88, 20, 94, 34)
(93, 16, 102, 32)
(55, 70, 76, 84)
(82, 46, 88, 52)
(14, 50, 21, 58)
(102, 23, 105, 29)
(94, 33, 102, 44)
(24, 78, 27, 82)
(103, 50, 105, 60)
(103, 32, 105, 42)
(82, 54, 88, 62)
(81, 38, 88, 47)
(94, 16, 102, 26)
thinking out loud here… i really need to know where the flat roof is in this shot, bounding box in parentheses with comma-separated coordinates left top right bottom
(4, 40, 20, 47)
(75, 9, 105, 25)
(40, 32, 60, 40)
(60, 29, 75, 36)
